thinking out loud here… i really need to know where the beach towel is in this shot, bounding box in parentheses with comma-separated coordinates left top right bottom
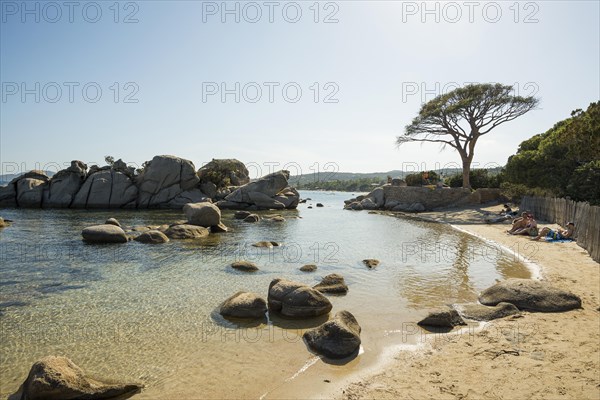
(543, 238, 574, 243)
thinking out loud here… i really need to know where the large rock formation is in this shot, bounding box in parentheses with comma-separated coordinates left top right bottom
(14, 171, 50, 208)
(303, 310, 361, 359)
(136, 155, 201, 208)
(45, 161, 87, 208)
(268, 278, 332, 318)
(15, 355, 141, 400)
(72, 169, 138, 209)
(197, 159, 250, 187)
(217, 170, 299, 210)
(479, 279, 582, 312)
(0, 156, 301, 211)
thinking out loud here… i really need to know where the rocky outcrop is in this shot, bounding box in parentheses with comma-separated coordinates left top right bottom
(453, 302, 520, 321)
(1, 156, 301, 211)
(313, 273, 348, 294)
(303, 310, 361, 359)
(417, 307, 467, 328)
(72, 169, 137, 209)
(44, 161, 87, 208)
(16, 355, 141, 400)
(134, 230, 170, 244)
(81, 225, 128, 243)
(345, 185, 473, 212)
(220, 291, 267, 319)
(217, 171, 299, 210)
(3, 171, 51, 208)
(479, 279, 582, 312)
(184, 202, 221, 227)
(136, 155, 201, 208)
(268, 278, 332, 318)
(197, 159, 250, 187)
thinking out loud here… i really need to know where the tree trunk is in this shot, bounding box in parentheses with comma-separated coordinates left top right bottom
(462, 158, 471, 189)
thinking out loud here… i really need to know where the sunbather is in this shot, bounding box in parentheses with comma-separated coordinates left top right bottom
(532, 222, 575, 241)
(510, 217, 538, 236)
(507, 212, 532, 233)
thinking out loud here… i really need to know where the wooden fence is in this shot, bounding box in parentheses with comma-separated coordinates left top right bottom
(520, 196, 600, 263)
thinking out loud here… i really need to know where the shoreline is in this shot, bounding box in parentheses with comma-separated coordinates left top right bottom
(335, 204, 600, 400)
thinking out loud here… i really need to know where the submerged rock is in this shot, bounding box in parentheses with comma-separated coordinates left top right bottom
(300, 264, 317, 272)
(134, 230, 169, 244)
(268, 278, 332, 318)
(243, 214, 260, 223)
(453, 302, 520, 321)
(231, 261, 259, 272)
(220, 291, 267, 319)
(418, 307, 466, 328)
(16, 355, 141, 400)
(362, 259, 380, 268)
(252, 241, 280, 248)
(479, 279, 582, 312)
(211, 223, 229, 233)
(234, 210, 251, 220)
(313, 273, 348, 294)
(303, 310, 361, 359)
(81, 225, 128, 243)
(164, 224, 210, 239)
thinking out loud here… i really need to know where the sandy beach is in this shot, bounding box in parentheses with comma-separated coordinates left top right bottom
(339, 205, 600, 400)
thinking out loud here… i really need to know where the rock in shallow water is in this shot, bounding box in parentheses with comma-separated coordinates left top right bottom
(16, 355, 142, 400)
(164, 224, 210, 239)
(268, 278, 332, 318)
(478, 278, 582, 312)
(453, 302, 520, 321)
(134, 230, 170, 244)
(231, 261, 259, 272)
(362, 259, 380, 268)
(300, 264, 317, 272)
(81, 224, 128, 243)
(313, 273, 348, 294)
(220, 291, 267, 319)
(303, 310, 361, 359)
(184, 202, 221, 227)
(418, 307, 466, 328)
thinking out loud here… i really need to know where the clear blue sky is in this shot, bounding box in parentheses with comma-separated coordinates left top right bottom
(1, 0, 598, 178)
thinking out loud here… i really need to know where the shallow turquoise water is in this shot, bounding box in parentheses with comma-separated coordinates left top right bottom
(0, 191, 530, 398)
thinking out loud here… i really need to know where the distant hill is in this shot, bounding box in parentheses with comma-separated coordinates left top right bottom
(0, 171, 55, 186)
(290, 166, 503, 185)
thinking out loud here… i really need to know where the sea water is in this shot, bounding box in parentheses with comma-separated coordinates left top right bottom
(0, 191, 530, 398)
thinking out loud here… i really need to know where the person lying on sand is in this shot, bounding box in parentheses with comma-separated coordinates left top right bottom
(532, 222, 575, 241)
(510, 217, 538, 236)
(507, 212, 532, 233)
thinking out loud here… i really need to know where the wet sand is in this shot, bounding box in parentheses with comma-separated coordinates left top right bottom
(337, 205, 600, 400)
